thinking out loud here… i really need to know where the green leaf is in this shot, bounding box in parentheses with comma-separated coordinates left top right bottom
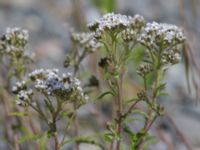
(141, 135, 158, 150)
(44, 99, 54, 113)
(155, 83, 166, 97)
(125, 117, 146, 124)
(157, 92, 169, 97)
(143, 59, 153, 64)
(156, 83, 166, 91)
(90, 0, 115, 13)
(125, 97, 139, 104)
(123, 125, 134, 138)
(130, 109, 148, 119)
(64, 136, 105, 150)
(76, 137, 105, 150)
(19, 134, 41, 143)
(131, 46, 145, 65)
(9, 112, 28, 117)
(146, 73, 154, 87)
(60, 111, 69, 118)
(39, 132, 47, 150)
(103, 133, 114, 143)
(97, 91, 115, 100)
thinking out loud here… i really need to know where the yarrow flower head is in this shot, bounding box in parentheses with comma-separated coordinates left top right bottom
(13, 69, 87, 108)
(71, 32, 100, 52)
(138, 22, 186, 48)
(0, 27, 29, 55)
(12, 80, 33, 106)
(138, 22, 185, 65)
(88, 13, 145, 39)
(88, 13, 131, 31)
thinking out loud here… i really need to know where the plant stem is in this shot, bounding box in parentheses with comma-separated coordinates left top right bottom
(59, 114, 75, 148)
(144, 75, 147, 91)
(54, 132, 59, 150)
(135, 115, 157, 149)
(116, 72, 123, 150)
(109, 34, 124, 150)
(123, 100, 140, 118)
(136, 52, 163, 149)
(109, 141, 114, 150)
(75, 117, 80, 150)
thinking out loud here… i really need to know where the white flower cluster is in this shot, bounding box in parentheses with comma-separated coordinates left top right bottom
(0, 27, 29, 55)
(71, 32, 100, 52)
(138, 22, 185, 65)
(13, 69, 87, 108)
(138, 22, 185, 48)
(121, 28, 137, 42)
(12, 80, 33, 106)
(88, 13, 131, 30)
(88, 13, 145, 39)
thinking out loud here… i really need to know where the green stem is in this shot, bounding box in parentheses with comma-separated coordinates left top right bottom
(59, 113, 75, 149)
(136, 46, 164, 149)
(144, 75, 147, 91)
(110, 35, 123, 150)
(135, 114, 157, 149)
(30, 102, 49, 125)
(116, 76, 122, 150)
(54, 132, 59, 150)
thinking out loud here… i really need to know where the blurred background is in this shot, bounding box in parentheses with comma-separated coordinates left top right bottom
(0, 0, 200, 150)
